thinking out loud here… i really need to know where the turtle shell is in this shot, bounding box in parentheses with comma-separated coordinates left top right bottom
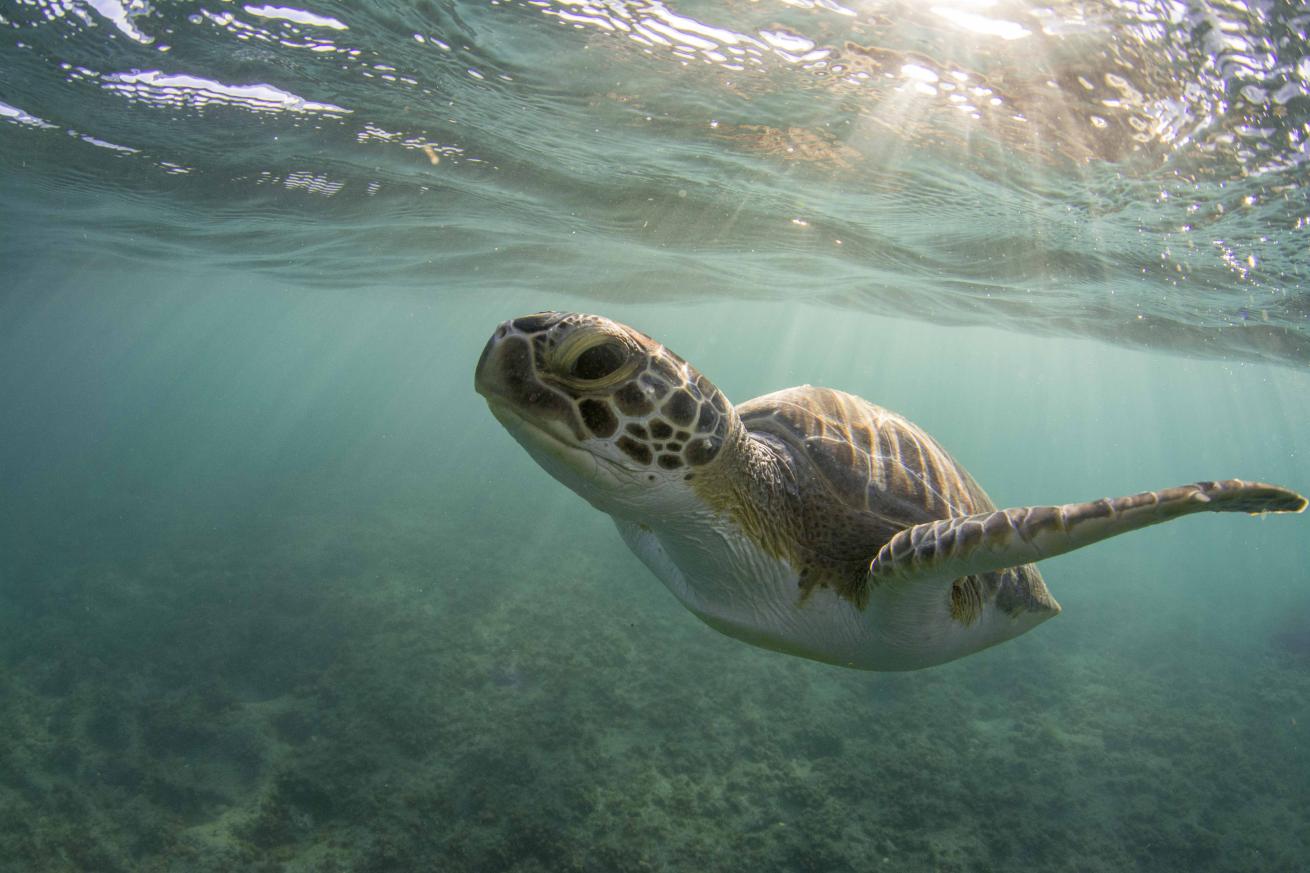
(738, 386, 995, 522)
(735, 386, 1003, 606)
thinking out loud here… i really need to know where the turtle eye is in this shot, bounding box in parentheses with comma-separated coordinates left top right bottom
(571, 341, 628, 381)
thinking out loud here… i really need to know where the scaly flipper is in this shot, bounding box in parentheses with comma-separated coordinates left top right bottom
(869, 479, 1306, 583)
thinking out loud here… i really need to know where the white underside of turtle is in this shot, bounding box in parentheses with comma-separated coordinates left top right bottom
(613, 516, 1042, 671)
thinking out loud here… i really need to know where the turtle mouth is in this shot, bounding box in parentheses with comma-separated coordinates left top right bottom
(485, 397, 603, 470)
(484, 397, 577, 451)
(484, 397, 640, 485)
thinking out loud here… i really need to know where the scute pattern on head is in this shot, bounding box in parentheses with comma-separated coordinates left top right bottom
(495, 312, 734, 476)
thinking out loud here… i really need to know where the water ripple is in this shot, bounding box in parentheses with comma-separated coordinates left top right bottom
(0, 0, 1307, 364)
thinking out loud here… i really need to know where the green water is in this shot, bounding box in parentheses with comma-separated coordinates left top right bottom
(2, 268, 1306, 871)
(3, 0, 1310, 869)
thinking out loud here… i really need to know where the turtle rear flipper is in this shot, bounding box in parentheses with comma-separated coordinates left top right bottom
(869, 479, 1306, 583)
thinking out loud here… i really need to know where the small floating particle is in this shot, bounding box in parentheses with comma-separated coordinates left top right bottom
(422, 144, 440, 165)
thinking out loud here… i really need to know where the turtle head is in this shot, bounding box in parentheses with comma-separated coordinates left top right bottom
(475, 312, 735, 518)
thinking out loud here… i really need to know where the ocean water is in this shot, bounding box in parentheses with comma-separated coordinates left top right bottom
(2, 1, 1309, 871)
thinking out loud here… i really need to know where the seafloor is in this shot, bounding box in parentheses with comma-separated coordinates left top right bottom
(2, 493, 1308, 873)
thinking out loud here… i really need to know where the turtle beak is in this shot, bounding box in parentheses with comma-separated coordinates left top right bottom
(474, 313, 564, 400)
(473, 322, 537, 414)
(474, 316, 585, 442)
(473, 320, 516, 401)
(475, 318, 609, 497)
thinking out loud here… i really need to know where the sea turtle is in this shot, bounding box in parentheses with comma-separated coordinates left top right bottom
(474, 312, 1306, 670)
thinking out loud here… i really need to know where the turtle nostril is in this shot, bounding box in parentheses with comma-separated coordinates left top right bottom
(495, 324, 509, 340)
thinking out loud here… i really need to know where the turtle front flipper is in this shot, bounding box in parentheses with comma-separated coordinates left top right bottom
(870, 479, 1306, 583)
